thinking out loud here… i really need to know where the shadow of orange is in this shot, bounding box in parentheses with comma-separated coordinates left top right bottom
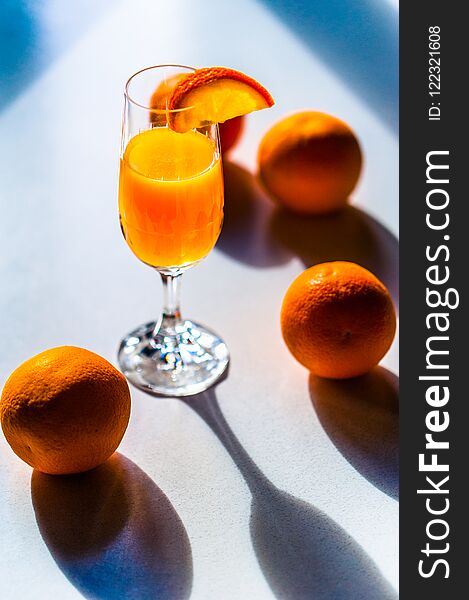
(269, 205, 399, 309)
(216, 161, 290, 267)
(218, 162, 399, 313)
(32, 453, 192, 599)
(309, 367, 399, 500)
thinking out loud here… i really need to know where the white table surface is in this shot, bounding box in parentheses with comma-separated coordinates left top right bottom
(0, 1, 399, 598)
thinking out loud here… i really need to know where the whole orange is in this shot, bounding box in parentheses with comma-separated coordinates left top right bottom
(0, 346, 131, 474)
(258, 111, 362, 215)
(219, 115, 245, 153)
(281, 262, 396, 379)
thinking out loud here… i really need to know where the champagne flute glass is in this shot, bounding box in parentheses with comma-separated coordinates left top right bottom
(118, 65, 229, 396)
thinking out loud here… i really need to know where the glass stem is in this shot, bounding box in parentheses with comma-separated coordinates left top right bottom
(156, 272, 183, 337)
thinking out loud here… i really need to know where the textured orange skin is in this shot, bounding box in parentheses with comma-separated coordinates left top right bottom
(258, 112, 362, 215)
(0, 347, 131, 474)
(168, 67, 274, 131)
(219, 115, 245, 153)
(281, 262, 396, 379)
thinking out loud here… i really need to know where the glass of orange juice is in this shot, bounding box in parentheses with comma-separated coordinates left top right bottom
(118, 65, 229, 396)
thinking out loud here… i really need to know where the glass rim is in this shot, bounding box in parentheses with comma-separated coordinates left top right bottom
(124, 64, 196, 114)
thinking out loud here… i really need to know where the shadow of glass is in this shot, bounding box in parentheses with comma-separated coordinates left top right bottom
(269, 204, 399, 310)
(216, 161, 290, 268)
(31, 453, 193, 600)
(184, 388, 397, 600)
(250, 489, 396, 599)
(309, 367, 399, 500)
(260, 0, 398, 131)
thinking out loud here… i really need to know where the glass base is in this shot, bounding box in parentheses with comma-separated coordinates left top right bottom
(118, 319, 229, 397)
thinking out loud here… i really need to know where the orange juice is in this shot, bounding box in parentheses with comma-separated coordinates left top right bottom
(119, 127, 223, 267)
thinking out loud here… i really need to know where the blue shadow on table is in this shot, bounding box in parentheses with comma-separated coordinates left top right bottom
(269, 204, 399, 311)
(0, 0, 40, 112)
(0, 0, 116, 113)
(260, 0, 398, 132)
(216, 161, 291, 268)
(184, 388, 397, 600)
(309, 367, 399, 500)
(219, 162, 399, 312)
(31, 453, 192, 600)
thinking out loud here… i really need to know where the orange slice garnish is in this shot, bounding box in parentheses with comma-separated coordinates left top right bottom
(168, 67, 274, 132)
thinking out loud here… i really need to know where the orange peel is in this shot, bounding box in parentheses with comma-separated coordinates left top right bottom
(168, 67, 274, 132)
